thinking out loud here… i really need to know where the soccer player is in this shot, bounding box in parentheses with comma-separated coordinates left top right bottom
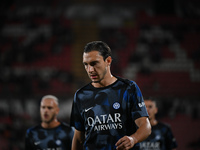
(70, 41, 151, 150)
(140, 97, 178, 150)
(25, 95, 74, 150)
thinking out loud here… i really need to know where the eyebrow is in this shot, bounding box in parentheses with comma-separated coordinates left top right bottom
(83, 60, 99, 65)
(41, 105, 53, 108)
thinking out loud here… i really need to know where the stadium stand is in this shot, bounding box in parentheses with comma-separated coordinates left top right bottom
(0, 0, 200, 149)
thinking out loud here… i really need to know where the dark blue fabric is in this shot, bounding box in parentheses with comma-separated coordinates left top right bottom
(140, 122, 178, 150)
(70, 76, 148, 150)
(25, 122, 74, 150)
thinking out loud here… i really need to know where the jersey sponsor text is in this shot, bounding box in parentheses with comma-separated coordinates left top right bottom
(87, 113, 122, 131)
(140, 142, 160, 150)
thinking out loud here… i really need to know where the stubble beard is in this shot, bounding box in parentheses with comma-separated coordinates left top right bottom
(91, 68, 107, 83)
(42, 113, 56, 124)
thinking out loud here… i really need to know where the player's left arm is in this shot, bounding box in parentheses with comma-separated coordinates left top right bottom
(115, 117, 151, 150)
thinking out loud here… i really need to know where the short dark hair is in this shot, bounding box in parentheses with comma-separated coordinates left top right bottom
(144, 96, 158, 107)
(84, 41, 112, 60)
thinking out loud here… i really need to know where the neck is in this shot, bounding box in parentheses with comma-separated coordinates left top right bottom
(92, 75, 117, 88)
(149, 118, 158, 126)
(41, 119, 60, 129)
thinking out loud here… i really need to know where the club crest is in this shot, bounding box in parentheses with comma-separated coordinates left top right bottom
(113, 102, 120, 109)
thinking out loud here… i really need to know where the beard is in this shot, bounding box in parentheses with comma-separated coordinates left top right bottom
(91, 67, 107, 83)
(92, 80, 101, 83)
(42, 113, 56, 124)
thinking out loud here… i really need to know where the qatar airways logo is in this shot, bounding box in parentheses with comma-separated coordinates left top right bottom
(87, 113, 123, 131)
(39, 148, 62, 150)
(140, 142, 160, 150)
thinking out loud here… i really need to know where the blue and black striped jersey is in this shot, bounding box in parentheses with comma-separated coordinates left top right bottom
(140, 122, 178, 150)
(25, 122, 74, 150)
(70, 76, 148, 150)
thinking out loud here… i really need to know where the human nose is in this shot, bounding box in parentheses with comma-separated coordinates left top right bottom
(146, 107, 149, 112)
(42, 107, 48, 113)
(88, 65, 95, 72)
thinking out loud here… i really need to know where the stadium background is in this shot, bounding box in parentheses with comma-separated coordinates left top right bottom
(0, 0, 200, 149)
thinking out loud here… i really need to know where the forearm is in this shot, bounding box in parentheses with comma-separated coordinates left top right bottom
(115, 117, 151, 149)
(131, 123, 151, 144)
(71, 129, 85, 150)
(72, 139, 84, 150)
(132, 117, 151, 144)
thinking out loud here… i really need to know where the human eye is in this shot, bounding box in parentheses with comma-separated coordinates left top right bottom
(48, 106, 53, 110)
(90, 61, 98, 66)
(83, 62, 88, 67)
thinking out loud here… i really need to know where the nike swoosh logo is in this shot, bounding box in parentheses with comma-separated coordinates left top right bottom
(34, 141, 41, 145)
(85, 107, 93, 112)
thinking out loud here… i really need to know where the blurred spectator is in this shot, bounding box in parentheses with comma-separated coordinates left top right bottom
(25, 95, 74, 150)
(140, 97, 178, 150)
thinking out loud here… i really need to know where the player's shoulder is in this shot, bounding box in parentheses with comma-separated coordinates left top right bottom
(116, 76, 137, 87)
(157, 122, 171, 129)
(75, 82, 92, 94)
(60, 122, 71, 128)
(60, 122, 75, 131)
(26, 124, 41, 134)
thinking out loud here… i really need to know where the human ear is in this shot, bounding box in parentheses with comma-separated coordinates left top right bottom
(56, 107, 60, 115)
(155, 107, 158, 114)
(106, 56, 112, 66)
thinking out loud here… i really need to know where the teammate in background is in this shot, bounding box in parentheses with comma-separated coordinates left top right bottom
(140, 97, 178, 150)
(25, 95, 74, 150)
(70, 41, 151, 150)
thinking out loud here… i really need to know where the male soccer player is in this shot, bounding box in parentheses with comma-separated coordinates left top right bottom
(25, 95, 74, 150)
(70, 41, 151, 150)
(140, 97, 178, 150)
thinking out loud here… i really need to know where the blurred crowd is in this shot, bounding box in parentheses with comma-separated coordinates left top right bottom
(0, 0, 200, 149)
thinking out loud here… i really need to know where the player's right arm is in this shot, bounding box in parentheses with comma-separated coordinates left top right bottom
(71, 129, 85, 150)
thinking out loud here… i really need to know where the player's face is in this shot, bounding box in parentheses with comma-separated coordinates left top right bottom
(40, 98, 59, 124)
(83, 51, 110, 83)
(144, 100, 158, 120)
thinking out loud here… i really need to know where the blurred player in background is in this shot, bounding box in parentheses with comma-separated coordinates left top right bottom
(25, 95, 74, 150)
(140, 97, 178, 150)
(70, 41, 151, 150)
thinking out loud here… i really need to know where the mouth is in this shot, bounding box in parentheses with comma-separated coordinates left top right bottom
(90, 74, 98, 79)
(44, 114, 49, 119)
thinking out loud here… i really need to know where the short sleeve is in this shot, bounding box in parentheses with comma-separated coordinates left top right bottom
(70, 93, 85, 131)
(131, 82, 149, 121)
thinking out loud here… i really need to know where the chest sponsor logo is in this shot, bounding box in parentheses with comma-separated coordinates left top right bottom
(140, 142, 160, 150)
(40, 148, 62, 150)
(87, 113, 123, 131)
